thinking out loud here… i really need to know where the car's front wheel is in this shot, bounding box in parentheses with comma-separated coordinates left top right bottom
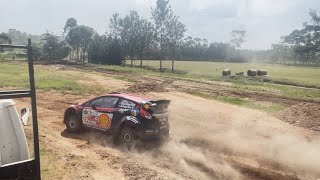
(65, 114, 82, 133)
(119, 127, 136, 144)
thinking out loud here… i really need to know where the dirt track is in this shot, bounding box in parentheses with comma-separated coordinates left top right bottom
(12, 66, 320, 180)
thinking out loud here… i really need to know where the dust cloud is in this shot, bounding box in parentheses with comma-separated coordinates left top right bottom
(130, 127, 320, 179)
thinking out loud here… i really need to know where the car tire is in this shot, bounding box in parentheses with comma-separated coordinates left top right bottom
(119, 127, 136, 145)
(65, 114, 82, 133)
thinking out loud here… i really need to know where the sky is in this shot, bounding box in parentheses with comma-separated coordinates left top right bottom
(1, 0, 319, 49)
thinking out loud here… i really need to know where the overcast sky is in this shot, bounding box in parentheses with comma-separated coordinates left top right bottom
(1, 0, 319, 49)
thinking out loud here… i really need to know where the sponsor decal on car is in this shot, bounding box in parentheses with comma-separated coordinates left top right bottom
(126, 116, 139, 124)
(82, 108, 113, 129)
(118, 109, 130, 113)
(131, 109, 139, 116)
(98, 114, 111, 127)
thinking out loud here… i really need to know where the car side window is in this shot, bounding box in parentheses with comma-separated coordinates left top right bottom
(100, 97, 119, 108)
(89, 97, 104, 107)
(117, 98, 136, 109)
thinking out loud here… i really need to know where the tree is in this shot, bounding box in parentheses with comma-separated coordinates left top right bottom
(0, 33, 12, 44)
(0, 33, 12, 53)
(32, 44, 43, 61)
(181, 36, 195, 59)
(136, 19, 154, 67)
(108, 37, 123, 65)
(181, 36, 212, 60)
(63, 18, 78, 61)
(108, 13, 127, 65)
(108, 13, 122, 39)
(166, 16, 186, 71)
(42, 32, 70, 61)
(63, 18, 78, 33)
(230, 30, 246, 49)
(67, 25, 94, 63)
(280, 9, 320, 65)
(108, 11, 155, 68)
(121, 11, 143, 67)
(88, 34, 123, 65)
(88, 34, 108, 64)
(151, 0, 173, 71)
(271, 43, 291, 64)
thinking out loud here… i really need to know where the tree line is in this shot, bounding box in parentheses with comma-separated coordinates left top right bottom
(271, 9, 320, 65)
(1, 1, 320, 67)
(0, 0, 249, 69)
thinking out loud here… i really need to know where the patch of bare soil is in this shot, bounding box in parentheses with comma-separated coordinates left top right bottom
(14, 89, 320, 180)
(37, 64, 78, 71)
(125, 81, 172, 94)
(277, 103, 320, 131)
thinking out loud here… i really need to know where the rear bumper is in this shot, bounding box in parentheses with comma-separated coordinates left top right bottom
(136, 113, 170, 139)
(137, 126, 170, 139)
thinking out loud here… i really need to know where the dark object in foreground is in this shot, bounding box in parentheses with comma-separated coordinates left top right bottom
(0, 39, 41, 180)
(64, 92, 170, 144)
(222, 69, 231, 76)
(257, 70, 268, 76)
(247, 69, 257, 77)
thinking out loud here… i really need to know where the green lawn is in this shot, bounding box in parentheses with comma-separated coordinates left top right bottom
(100, 62, 320, 101)
(1, 61, 319, 109)
(0, 63, 107, 95)
(0, 51, 27, 60)
(127, 60, 320, 87)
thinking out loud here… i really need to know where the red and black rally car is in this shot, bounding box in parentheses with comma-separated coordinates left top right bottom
(63, 92, 170, 144)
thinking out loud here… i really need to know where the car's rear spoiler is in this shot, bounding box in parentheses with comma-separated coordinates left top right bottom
(149, 100, 170, 106)
(148, 100, 170, 114)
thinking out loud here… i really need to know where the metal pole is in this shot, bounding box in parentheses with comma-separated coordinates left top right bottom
(27, 38, 41, 180)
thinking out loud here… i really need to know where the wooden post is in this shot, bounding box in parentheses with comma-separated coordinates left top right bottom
(172, 59, 174, 72)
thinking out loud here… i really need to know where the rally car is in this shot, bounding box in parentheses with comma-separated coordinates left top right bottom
(63, 92, 170, 144)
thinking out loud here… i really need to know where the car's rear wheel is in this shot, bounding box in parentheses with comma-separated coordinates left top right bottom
(119, 127, 136, 144)
(66, 114, 82, 133)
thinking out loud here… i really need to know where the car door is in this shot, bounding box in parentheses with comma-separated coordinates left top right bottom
(111, 98, 139, 128)
(82, 96, 119, 131)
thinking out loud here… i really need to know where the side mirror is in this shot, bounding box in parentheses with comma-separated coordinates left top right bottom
(91, 104, 97, 110)
(21, 108, 30, 126)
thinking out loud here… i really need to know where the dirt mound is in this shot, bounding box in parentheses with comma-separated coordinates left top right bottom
(125, 81, 170, 93)
(276, 103, 320, 131)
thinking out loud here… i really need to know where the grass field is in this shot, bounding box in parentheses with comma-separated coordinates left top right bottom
(0, 51, 26, 60)
(101, 63, 320, 101)
(1, 61, 319, 113)
(0, 63, 107, 94)
(127, 60, 320, 88)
